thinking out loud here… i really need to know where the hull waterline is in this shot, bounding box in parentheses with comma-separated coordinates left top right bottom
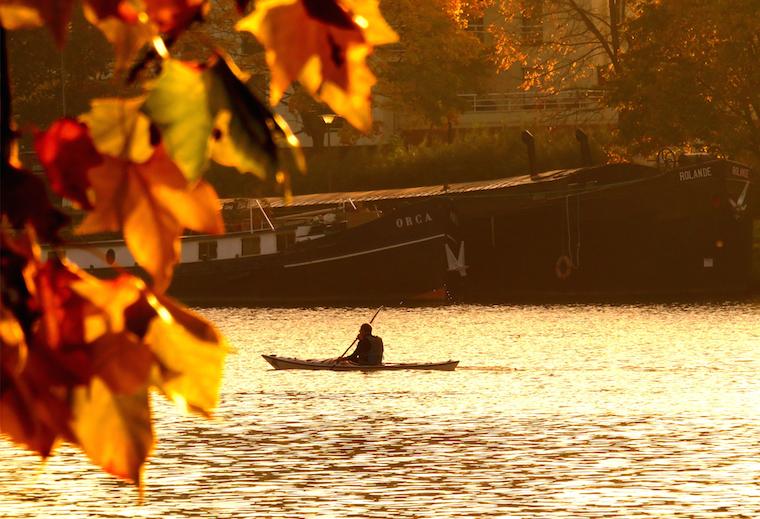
(262, 355, 459, 371)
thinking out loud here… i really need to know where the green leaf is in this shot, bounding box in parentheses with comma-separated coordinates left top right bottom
(142, 56, 290, 182)
(207, 55, 281, 179)
(142, 60, 215, 182)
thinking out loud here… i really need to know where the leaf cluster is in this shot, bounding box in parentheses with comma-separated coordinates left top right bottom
(1, 0, 399, 488)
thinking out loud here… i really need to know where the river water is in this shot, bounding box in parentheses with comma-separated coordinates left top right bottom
(1, 302, 759, 518)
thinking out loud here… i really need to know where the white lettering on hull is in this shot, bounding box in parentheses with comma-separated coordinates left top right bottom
(678, 167, 712, 182)
(396, 212, 434, 228)
(731, 166, 750, 179)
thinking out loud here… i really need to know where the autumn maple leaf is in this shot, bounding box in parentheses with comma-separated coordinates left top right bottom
(77, 146, 223, 293)
(35, 118, 103, 210)
(143, 56, 288, 181)
(237, 0, 397, 132)
(80, 97, 155, 164)
(83, 1, 155, 73)
(0, 0, 76, 46)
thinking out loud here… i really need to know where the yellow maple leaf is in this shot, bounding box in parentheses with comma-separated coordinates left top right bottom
(69, 270, 144, 342)
(145, 295, 228, 416)
(70, 377, 153, 485)
(76, 147, 224, 293)
(237, 0, 397, 132)
(80, 97, 155, 163)
(83, 5, 156, 74)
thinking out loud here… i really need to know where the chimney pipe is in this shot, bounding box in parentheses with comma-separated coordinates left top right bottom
(521, 130, 537, 178)
(575, 128, 592, 167)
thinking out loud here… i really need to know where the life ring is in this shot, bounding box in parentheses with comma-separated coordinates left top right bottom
(555, 255, 573, 280)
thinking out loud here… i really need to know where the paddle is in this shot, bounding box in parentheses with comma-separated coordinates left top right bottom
(334, 306, 383, 364)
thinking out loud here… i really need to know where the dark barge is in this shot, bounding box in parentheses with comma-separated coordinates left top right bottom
(50, 198, 465, 304)
(47, 156, 755, 302)
(263, 157, 756, 300)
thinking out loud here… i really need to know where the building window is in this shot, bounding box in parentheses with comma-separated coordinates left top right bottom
(199, 241, 218, 260)
(465, 15, 485, 43)
(241, 236, 261, 256)
(276, 232, 295, 252)
(596, 64, 610, 86)
(521, 1, 544, 45)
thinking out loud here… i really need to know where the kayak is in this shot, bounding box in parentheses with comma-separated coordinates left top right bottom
(262, 354, 459, 371)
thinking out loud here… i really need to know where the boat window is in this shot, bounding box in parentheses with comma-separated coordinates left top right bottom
(276, 232, 295, 251)
(241, 236, 261, 256)
(105, 249, 116, 265)
(198, 241, 218, 260)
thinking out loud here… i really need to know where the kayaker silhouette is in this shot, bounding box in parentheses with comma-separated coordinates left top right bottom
(340, 323, 384, 366)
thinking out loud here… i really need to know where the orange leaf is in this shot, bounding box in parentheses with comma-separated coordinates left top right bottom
(84, 3, 155, 73)
(90, 333, 154, 394)
(26, 256, 88, 350)
(76, 147, 223, 292)
(71, 378, 153, 484)
(0, 0, 76, 46)
(144, 0, 207, 34)
(0, 378, 61, 458)
(69, 271, 144, 341)
(84, 0, 139, 22)
(79, 97, 155, 164)
(34, 118, 102, 210)
(237, 0, 397, 132)
(1, 310, 75, 458)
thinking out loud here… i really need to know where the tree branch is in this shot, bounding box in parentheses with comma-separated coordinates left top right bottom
(566, 0, 620, 72)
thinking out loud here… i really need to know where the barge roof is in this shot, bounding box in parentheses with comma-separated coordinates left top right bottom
(261, 168, 576, 209)
(255, 162, 660, 209)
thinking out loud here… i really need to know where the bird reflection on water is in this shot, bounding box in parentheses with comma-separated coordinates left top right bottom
(1, 303, 758, 518)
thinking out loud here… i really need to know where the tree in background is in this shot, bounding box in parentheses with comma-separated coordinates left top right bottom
(608, 0, 760, 165)
(7, 8, 133, 128)
(489, 0, 631, 92)
(374, 0, 493, 134)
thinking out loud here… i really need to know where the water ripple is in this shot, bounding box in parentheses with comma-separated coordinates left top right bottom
(1, 302, 759, 518)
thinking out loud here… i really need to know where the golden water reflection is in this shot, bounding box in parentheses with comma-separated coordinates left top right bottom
(1, 303, 759, 518)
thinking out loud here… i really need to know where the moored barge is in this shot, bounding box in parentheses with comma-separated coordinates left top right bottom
(261, 156, 755, 299)
(49, 198, 466, 304)
(45, 155, 755, 302)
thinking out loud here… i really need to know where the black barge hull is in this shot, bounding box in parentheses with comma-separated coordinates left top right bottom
(168, 200, 461, 303)
(451, 160, 755, 299)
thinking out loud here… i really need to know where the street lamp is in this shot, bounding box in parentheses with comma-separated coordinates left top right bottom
(320, 113, 337, 147)
(320, 113, 336, 125)
(320, 113, 338, 191)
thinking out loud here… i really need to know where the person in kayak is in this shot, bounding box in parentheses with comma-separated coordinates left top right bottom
(342, 323, 384, 365)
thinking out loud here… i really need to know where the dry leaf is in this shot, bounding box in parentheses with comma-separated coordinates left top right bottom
(76, 147, 223, 292)
(237, 0, 397, 131)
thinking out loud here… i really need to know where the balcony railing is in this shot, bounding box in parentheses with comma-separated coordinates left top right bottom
(458, 89, 606, 113)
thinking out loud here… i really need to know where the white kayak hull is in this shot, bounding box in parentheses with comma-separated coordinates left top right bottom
(262, 355, 459, 371)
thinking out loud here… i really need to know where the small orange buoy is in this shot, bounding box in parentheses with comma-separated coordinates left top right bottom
(555, 255, 573, 280)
